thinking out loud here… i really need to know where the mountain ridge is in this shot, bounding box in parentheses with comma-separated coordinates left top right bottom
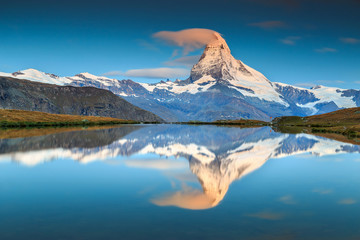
(1, 34, 359, 121)
(0, 76, 164, 122)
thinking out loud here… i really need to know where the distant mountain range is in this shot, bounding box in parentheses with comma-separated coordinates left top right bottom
(0, 76, 163, 122)
(1, 33, 359, 121)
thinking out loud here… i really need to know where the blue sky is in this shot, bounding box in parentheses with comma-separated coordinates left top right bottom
(0, 0, 359, 88)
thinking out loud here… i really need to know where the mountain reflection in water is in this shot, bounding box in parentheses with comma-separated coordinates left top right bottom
(0, 125, 359, 210)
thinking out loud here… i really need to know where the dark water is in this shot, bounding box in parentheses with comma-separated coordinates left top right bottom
(0, 125, 359, 240)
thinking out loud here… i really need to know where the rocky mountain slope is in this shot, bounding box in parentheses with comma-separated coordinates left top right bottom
(1, 33, 359, 121)
(0, 76, 163, 122)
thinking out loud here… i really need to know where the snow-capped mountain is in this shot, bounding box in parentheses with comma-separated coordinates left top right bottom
(0, 69, 72, 85)
(0, 69, 119, 88)
(274, 82, 358, 115)
(1, 33, 359, 121)
(186, 32, 287, 104)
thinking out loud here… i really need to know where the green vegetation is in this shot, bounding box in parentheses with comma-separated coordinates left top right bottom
(271, 107, 360, 143)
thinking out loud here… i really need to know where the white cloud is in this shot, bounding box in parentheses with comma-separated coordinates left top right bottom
(153, 28, 219, 54)
(164, 55, 201, 67)
(124, 158, 188, 170)
(340, 37, 360, 44)
(278, 195, 296, 204)
(317, 80, 345, 84)
(124, 67, 189, 79)
(338, 198, 357, 205)
(315, 47, 337, 53)
(248, 20, 287, 30)
(103, 67, 190, 79)
(280, 36, 301, 45)
(312, 189, 333, 195)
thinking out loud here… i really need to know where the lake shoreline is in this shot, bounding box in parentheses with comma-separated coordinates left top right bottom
(1, 108, 359, 145)
(0, 109, 159, 128)
(1, 123, 359, 146)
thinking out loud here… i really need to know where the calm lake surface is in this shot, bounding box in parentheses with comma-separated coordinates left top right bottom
(0, 124, 359, 240)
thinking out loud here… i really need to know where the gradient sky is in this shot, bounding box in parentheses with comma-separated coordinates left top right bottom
(0, 0, 359, 88)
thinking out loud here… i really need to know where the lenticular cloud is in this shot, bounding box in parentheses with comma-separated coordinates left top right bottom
(153, 28, 219, 54)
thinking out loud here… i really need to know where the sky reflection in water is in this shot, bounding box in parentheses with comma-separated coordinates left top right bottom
(0, 125, 359, 239)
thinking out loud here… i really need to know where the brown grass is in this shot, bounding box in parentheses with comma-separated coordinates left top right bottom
(272, 107, 360, 145)
(306, 107, 360, 125)
(0, 125, 123, 139)
(0, 109, 132, 123)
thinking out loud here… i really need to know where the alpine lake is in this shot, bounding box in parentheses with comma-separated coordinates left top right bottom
(0, 124, 359, 240)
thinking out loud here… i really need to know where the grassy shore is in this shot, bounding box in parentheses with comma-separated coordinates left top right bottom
(1, 108, 359, 145)
(272, 107, 360, 144)
(0, 125, 130, 139)
(179, 119, 268, 126)
(0, 109, 139, 128)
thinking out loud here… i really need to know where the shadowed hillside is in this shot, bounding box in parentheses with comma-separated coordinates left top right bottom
(0, 76, 163, 122)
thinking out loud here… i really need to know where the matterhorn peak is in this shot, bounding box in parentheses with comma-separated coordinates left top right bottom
(187, 32, 288, 105)
(188, 33, 241, 83)
(205, 32, 231, 53)
(188, 31, 258, 85)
